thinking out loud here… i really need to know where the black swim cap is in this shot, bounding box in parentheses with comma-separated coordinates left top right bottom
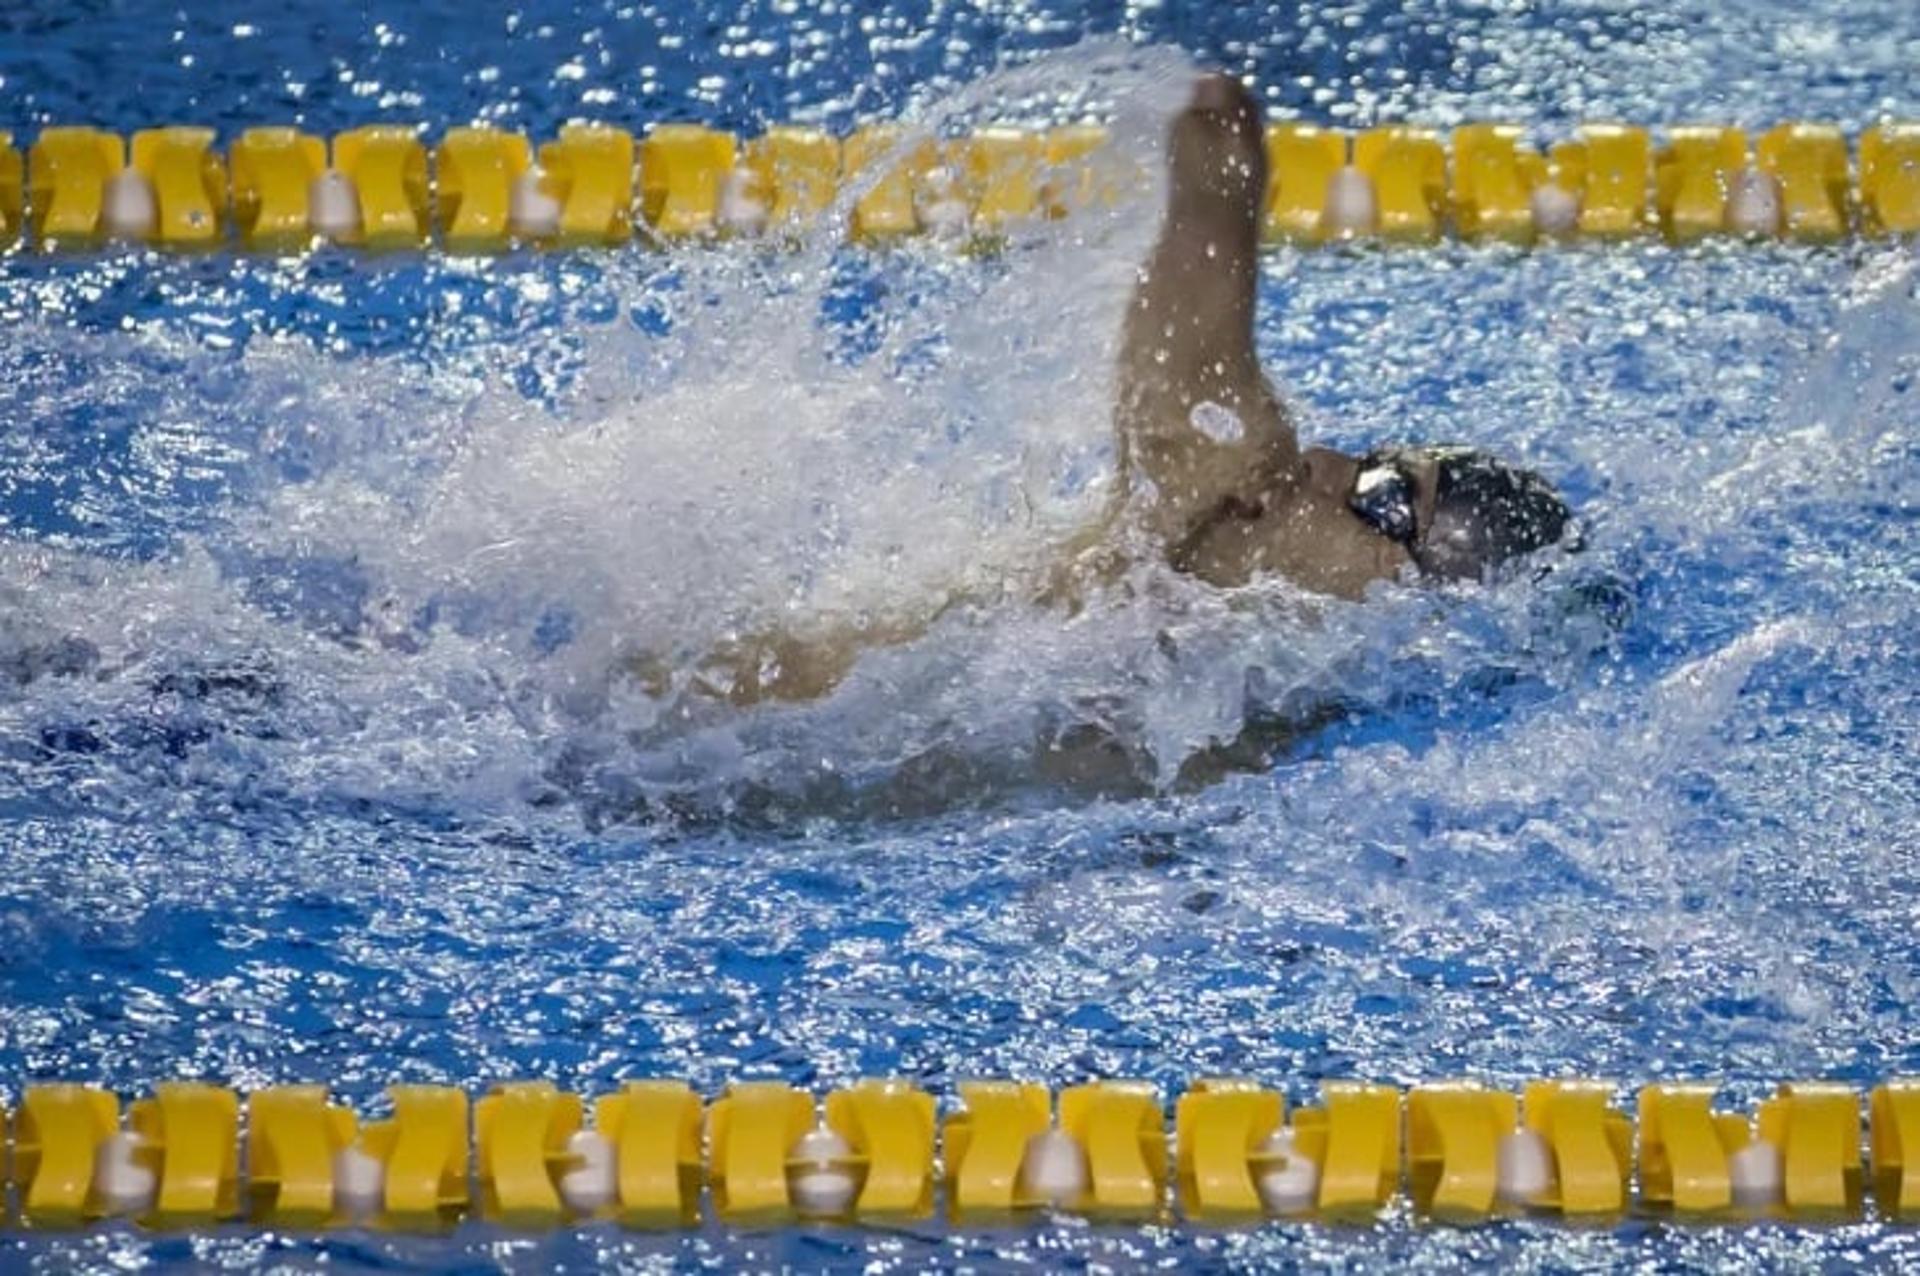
(1348, 446, 1574, 580)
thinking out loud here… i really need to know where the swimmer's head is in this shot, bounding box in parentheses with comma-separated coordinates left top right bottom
(1168, 73, 1267, 226)
(1348, 446, 1576, 581)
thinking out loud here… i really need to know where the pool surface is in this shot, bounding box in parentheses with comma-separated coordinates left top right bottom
(2, 0, 1918, 1270)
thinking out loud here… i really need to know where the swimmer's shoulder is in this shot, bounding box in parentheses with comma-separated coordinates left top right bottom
(1170, 448, 1415, 597)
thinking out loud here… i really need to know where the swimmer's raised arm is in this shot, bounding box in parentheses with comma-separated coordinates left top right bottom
(1114, 74, 1303, 561)
(1110, 73, 1572, 597)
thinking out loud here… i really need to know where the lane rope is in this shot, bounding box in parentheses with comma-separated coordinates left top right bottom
(1, 120, 1917, 254)
(5, 1076, 1917, 1228)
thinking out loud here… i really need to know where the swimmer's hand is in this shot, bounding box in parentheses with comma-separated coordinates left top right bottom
(622, 612, 938, 707)
(696, 632, 864, 705)
(620, 634, 858, 706)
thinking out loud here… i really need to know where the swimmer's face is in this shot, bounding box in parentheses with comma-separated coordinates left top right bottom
(1169, 73, 1267, 223)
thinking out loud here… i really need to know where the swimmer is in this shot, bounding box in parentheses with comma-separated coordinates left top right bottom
(670, 72, 1573, 706)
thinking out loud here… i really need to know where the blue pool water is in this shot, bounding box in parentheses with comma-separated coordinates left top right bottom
(2, 1, 1918, 1270)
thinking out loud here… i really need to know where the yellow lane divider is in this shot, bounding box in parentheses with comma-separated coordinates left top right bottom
(246, 1085, 357, 1227)
(639, 124, 736, 239)
(1863, 124, 1920, 237)
(1, 1077, 1917, 1229)
(844, 125, 935, 242)
(25, 126, 122, 247)
(1355, 127, 1447, 242)
(0, 129, 24, 243)
(129, 127, 226, 249)
(437, 127, 532, 253)
(740, 126, 840, 235)
(1568, 124, 1654, 238)
(1759, 123, 1851, 242)
(1263, 123, 1345, 241)
(1875, 1081, 1920, 1217)
(0, 120, 1917, 254)
(966, 127, 1047, 234)
(539, 124, 635, 248)
(331, 126, 429, 249)
(1451, 124, 1545, 244)
(230, 127, 327, 251)
(1657, 126, 1746, 243)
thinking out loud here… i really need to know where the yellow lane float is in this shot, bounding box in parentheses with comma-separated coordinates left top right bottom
(1638, 1082, 1755, 1213)
(1263, 123, 1347, 243)
(844, 124, 939, 242)
(823, 1078, 937, 1218)
(591, 1080, 703, 1225)
(473, 1081, 587, 1226)
(537, 123, 635, 247)
(229, 128, 327, 251)
(964, 126, 1048, 233)
(1862, 124, 1920, 235)
(330, 126, 429, 249)
(1354, 126, 1447, 243)
(246, 1085, 360, 1226)
(1656, 126, 1748, 241)
(740, 126, 841, 233)
(352, 1085, 470, 1229)
(435, 127, 531, 251)
(640, 124, 736, 239)
(11, 1085, 122, 1225)
(26, 126, 123, 247)
(1291, 1081, 1402, 1213)
(1757, 123, 1850, 242)
(1451, 124, 1544, 244)
(1408, 1080, 1518, 1216)
(1042, 124, 1114, 216)
(1175, 1078, 1284, 1217)
(706, 1080, 816, 1221)
(1057, 1081, 1168, 1217)
(130, 126, 227, 247)
(0, 129, 23, 244)
(1757, 1081, 1863, 1213)
(1874, 1080, 1920, 1219)
(943, 1080, 1052, 1216)
(1519, 1079, 1633, 1214)
(125, 1082, 241, 1225)
(1570, 124, 1653, 238)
